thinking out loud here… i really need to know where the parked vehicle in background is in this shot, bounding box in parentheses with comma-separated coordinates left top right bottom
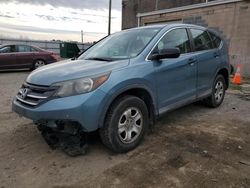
(12, 24, 229, 154)
(0, 44, 60, 70)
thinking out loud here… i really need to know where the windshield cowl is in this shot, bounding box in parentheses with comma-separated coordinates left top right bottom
(85, 57, 114, 62)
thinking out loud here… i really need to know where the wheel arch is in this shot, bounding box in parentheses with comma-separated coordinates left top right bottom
(216, 68, 229, 89)
(98, 85, 158, 129)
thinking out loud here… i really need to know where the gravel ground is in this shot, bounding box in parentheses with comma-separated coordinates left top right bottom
(0, 71, 250, 188)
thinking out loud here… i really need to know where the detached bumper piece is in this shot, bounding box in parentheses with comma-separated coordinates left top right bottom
(37, 120, 88, 157)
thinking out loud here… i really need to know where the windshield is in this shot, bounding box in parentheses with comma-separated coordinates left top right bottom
(79, 28, 161, 61)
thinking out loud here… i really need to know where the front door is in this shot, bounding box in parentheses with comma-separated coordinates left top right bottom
(152, 28, 197, 113)
(0, 45, 17, 69)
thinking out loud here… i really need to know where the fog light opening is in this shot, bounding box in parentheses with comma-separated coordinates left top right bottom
(55, 120, 81, 135)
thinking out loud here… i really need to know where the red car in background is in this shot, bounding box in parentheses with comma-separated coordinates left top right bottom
(0, 44, 60, 70)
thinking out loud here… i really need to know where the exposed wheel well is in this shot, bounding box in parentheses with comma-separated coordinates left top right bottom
(106, 88, 156, 127)
(217, 68, 229, 89)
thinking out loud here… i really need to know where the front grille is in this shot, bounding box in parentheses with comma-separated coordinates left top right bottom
(16, 83, 58, 107)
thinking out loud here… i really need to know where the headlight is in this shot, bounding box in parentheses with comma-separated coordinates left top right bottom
(52, 73, 110, 97)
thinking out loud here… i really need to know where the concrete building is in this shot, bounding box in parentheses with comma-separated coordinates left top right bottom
(122, 0, 250, 77)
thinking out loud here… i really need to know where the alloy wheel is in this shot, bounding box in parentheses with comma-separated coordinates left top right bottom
(34, 60, 45, 69)
(118, 107, 143, 144)
(214, 80, 224, 103)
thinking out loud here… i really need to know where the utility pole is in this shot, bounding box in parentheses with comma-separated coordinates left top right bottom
(108, 0, 112, 35)
(81, 30, 83, 43)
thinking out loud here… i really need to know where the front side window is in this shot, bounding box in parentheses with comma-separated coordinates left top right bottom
(0, 45, 16, 53)
(79, 28, 161, 61)
(17, 45, 31, 52)
(190, 29, 213, 51)
(155, 28, 191, 54)
(0, 46, 11, 53)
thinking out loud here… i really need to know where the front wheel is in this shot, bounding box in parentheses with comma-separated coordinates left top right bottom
(202, 75, 226, 108)
(99, 95, 149, 153)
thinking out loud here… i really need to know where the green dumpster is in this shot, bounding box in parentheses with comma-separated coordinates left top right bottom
(60, 42, 80, 58)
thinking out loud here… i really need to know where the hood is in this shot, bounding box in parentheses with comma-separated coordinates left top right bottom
(26, 59, 129, 86)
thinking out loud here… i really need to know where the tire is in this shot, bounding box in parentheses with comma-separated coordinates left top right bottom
(99, 95, 149, 153)
(230, 64, 235, 75)
(202, 75, 226, 108)
(32, 59, 46, 70)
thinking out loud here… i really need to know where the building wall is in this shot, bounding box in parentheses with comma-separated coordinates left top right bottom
(122, 0, 250, 77)
(122, 0, 208, 29)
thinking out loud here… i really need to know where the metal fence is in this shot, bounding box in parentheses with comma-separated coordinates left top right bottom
(0, 38, 91, 55)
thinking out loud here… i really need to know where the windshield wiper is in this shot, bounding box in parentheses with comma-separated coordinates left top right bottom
(86, 57, 113, 62)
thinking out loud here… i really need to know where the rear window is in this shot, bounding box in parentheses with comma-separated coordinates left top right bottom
(208, 32, 222, 48)
(190, 29, 213, 51)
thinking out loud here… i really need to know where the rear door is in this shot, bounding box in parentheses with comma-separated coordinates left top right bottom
(15, 45, 34, 68)
(0, 45, 17, 69)
(189, 28, 221, 98)
(152, 28, 197, 113)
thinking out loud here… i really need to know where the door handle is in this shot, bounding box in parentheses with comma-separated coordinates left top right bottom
(188, 58, 196, 66)
(214, 53, 220, 58)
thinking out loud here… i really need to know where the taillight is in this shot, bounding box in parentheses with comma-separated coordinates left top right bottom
(51, 53, 60, 61)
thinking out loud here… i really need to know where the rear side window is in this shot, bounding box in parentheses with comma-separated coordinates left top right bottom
(208, 32, 222, 48)
(17, 45, 31, 52)
(156, 28, 191, 54)
(190, 29, 213, 51)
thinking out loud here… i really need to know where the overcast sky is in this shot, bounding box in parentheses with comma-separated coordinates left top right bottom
(0, 0, 122, 42)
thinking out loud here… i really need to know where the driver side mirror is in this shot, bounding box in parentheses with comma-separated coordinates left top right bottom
(148, 48, 181, 61)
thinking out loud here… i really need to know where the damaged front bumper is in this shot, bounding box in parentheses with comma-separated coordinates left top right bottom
(12, 88, 107, 132)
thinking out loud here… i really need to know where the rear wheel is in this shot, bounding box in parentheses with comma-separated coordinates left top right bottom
(99, 95, 149, 153)
(202, 75, 226, 108)
(33, 59, 46, 70)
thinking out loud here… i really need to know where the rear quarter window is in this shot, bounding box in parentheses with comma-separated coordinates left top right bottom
(208, 32, 222, 48)
(31, 47, 39, 52)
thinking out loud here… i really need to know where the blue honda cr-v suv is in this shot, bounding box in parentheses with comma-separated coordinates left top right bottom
(12, 24, 229, 154)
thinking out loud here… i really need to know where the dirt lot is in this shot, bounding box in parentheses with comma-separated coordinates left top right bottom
(0, 71, 250, 188)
